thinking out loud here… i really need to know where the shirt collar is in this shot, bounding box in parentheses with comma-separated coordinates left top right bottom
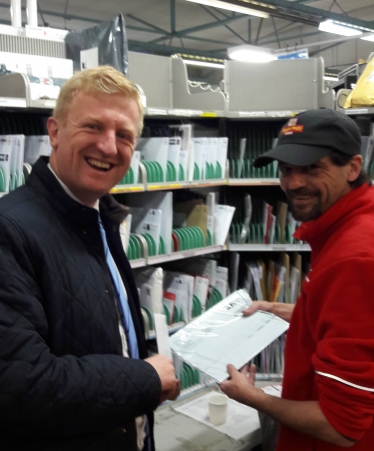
(47, 163, 100, 212)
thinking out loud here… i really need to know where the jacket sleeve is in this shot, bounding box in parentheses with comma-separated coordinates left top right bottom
(0, 216, 161, 438)
(309, 257, 374, 441)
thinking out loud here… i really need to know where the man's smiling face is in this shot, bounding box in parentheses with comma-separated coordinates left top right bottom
(48, 90, 140, 207)
(279, 156, 358, 222)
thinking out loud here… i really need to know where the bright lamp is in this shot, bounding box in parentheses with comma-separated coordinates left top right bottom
(228, 44, 275, 62)
(185, 0, 269, 18)
(318, 20, 363, 37)
(361, 34, 374, 42)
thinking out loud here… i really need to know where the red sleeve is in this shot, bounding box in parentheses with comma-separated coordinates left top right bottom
(308, 257, 374, 440)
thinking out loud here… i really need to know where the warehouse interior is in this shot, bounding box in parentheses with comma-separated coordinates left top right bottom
(1, 0, 374, 81)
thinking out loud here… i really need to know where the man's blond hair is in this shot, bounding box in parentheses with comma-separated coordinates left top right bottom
(53, 65, 144, 134)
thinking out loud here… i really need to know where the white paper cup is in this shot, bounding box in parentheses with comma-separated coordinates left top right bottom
(208, 393, 228, 425)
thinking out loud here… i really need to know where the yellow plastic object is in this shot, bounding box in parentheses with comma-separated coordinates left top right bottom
(344, 58, 374, 108)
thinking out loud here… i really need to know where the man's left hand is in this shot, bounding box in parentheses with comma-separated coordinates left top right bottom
(220, 363, 261, 406)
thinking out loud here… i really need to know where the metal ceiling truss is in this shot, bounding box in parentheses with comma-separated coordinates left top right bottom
(0, 1, 372, 60)
(227, 1, 374, 29)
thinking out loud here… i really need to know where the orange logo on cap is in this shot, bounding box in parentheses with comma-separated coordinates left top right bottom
(281, 125, 304, 135)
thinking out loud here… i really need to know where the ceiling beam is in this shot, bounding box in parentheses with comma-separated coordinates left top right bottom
(260, 29, 321, 46)
(0, 2, 98, 25)
(147, 8, 249, 45)
(256, 0, 374, 29)
(309, 41, 345, 56)
(291, 0, 318, 4)
(255, 18, 263, 45)
(150, 32, 238, 48)
(127, 39, 226, 59)
(170, 0, 176, 34)
(271, 16, 281, 48)
(126, 14, 169, 34)
(201, 5, 248, 43)
(176, 11, 249, 36)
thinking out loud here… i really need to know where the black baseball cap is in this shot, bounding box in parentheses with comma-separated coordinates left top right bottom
(253, 109, 362, 168)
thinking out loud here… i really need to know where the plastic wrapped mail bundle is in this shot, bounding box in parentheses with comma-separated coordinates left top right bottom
(65, 13, 129, 75)
(169, 289, 289, 383)
(344, 57, 374, 108)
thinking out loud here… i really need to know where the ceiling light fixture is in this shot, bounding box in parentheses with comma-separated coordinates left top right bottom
(228, 44, 275, 62)
(318, 20, 363, 37)
(185, 0, 269, 19)
(361, 34, 374, 42)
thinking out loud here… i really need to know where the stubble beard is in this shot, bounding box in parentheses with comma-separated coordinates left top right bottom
(288, 194, 322, 222)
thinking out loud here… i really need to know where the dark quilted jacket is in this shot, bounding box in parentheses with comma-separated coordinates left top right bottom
(0, 157, 161, 450)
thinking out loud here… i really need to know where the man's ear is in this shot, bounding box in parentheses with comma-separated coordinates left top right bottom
(47, 117, 59, 150)
(347, 155, 363, 183)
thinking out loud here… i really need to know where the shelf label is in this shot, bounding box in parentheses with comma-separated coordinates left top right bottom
(200, 112, 217, 117)
(182, 250, 197, 258)
(239, 111, 267, 117)
(148, 183, 182, 190)
(0, 97, 27, 108)
(111, 186, 143, 193)
(345, 108, 369, 115)
(168, 109, 203, 116)
(147, 108, 168, 115)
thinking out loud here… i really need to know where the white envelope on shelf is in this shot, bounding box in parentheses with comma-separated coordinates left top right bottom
(206, 192, 216, 245)
(133, 267, 164, 318)
(187, 139, 195, 182)
(193, 276, 210, 308)
(136, 137, 169, 183)
(214, 204, 235, 246)
(9, 136, 18, 191)
(0, 135, 12, 192)
(169, 257, 217, 290)
(131, 208, 162, 255)
(216, 137, 228, 180)
(119, 214, 132, 253)
(169, 124, 192, 152)
(24, 135, 51, 165)
(169, 124, 193, 181)
(130, 151, 140, 184)
(13, 135, 25, 188)
(125, 191, 173, 255)
(164, 271, 194, 323)
(215, 266, 229, 298)
(206, 137, 218, 179)
(192, 137, 207, 181)
(178, 148, 188, 182)
(167, 137, 181, 182)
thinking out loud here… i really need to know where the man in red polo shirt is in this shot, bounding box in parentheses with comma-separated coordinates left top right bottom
(221, 109, 374, 451)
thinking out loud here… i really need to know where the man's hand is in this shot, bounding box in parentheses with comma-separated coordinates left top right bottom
(242, 301, 273, 316)
(220, 363, 262, 406)
(242, 300, 294, 323)
(221, 363, 356, 448)
(145, 355, 180, 403)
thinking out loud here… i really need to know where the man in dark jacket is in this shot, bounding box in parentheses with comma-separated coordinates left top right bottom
(0, 65, 180, 450)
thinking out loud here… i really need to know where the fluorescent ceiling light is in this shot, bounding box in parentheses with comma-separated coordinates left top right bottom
(319, 20, 362, 37)
(228, 44, 275, 62)
(184, 60, 224, 68)
(361, 34, 374, 42)
(185, 0, 269, 18)
(324, 76, 338, 81)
